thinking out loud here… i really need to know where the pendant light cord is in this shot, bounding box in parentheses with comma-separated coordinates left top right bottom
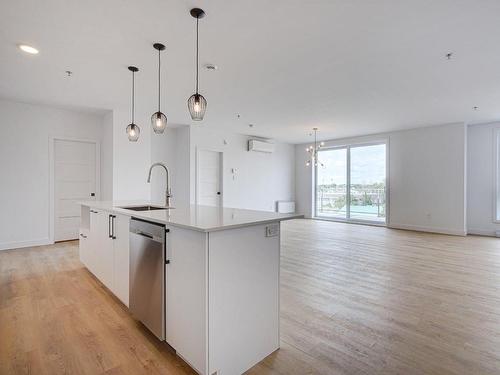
(158, 49, 161, 112)
(132, 71, 135, 123)
(314, 129, 317, 158)
(196, 16, 199, 94)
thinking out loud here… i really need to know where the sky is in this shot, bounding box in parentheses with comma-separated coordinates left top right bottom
(317, 144, 386, 185)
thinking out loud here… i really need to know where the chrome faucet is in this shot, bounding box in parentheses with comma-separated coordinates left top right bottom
(147, 162, 172, 207)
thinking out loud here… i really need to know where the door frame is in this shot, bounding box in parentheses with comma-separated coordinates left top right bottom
(313, 139, 389, 226)
(195, 147, 223, 207)
(49, 136, 101, 243)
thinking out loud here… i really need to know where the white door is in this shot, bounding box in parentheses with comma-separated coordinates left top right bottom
(197, 149, 222, 207)
(54, 139, 98, 241)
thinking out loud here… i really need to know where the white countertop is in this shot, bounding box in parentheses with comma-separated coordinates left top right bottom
(79, 201, 303, 232)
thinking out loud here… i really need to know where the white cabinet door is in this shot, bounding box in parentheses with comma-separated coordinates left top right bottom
(98, 210, 115, 291)
(88, 209, 101, 276)
(166, 226, 208, 375)
(112, 214, 130, 307)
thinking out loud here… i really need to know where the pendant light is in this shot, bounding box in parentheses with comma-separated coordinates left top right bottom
(151, 43, 167, 133)
(187, 8, 207, 121)
(306, 128, 325, 167)
(126, 66, 140, 142)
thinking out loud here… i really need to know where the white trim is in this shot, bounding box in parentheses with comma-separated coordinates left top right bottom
(314, 216, 386, 228)
(321, 137, 390, 150)
(463, 124, 467, 231)
(311, 218, 466, 236)
(493, 128, 500, 223)
(0, 238, 52, 251)
(49, 136, 101, 243)
(388, 223, 466, 236)
(467, 228, 498, 237)
(385, 137, 391, 225)
(346, 145, 351, 219)
(195, 147, 223, 208)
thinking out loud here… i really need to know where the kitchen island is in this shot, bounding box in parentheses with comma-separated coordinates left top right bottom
(79, 201, 302, 375)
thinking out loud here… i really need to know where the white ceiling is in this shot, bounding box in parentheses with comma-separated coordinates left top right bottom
(2, 0, 500, 143)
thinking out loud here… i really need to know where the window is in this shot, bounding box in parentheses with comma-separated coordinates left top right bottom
(315, 142, 387, 224)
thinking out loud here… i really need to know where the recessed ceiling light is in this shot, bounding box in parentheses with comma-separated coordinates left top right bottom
(18, 44, 39, 54)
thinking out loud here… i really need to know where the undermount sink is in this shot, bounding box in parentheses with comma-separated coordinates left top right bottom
(120, 205, 174, 211)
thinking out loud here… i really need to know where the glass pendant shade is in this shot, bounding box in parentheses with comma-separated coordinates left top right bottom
(127, 66, 140, 142)
(151, 43, 167, 134)
(151, 111, 167, 133)
(188, 8, 207, 121)
(188, 93, 207, 121)
(126, 123, 140, 142)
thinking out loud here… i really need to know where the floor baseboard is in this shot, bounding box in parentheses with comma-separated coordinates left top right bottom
(0, 238, 53, 251)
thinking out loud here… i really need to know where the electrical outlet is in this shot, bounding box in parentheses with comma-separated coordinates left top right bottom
(266, 223, 279, 237)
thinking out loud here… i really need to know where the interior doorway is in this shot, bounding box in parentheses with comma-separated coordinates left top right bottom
(52, 138, 100, 241)
(196, 149, 223, 207)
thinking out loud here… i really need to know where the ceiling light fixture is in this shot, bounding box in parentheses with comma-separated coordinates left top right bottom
(306, 128, 325, 167)
(18, 44, 39, 54)
(151, 43, 167, 134)
(187, 8, 207, 121)
(126, 66, 141, 142)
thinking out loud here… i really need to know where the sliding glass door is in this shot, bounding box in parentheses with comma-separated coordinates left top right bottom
(316, 148, 348, 219)
(315, 142, 387, 224)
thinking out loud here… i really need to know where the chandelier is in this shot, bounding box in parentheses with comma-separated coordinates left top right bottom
(306, 127, 325, 167)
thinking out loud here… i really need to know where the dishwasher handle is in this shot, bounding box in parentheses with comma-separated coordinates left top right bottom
(130, 229, 166, 243)
(133, 230, 154, 239)
(111, 215, 116, 239)
(108, 214, 113, 238)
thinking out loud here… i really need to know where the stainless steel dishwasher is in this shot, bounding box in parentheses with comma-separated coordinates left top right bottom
(129, 218, 167, 340)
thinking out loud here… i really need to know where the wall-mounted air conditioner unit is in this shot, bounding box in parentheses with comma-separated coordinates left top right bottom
(248, 139, 275, 153)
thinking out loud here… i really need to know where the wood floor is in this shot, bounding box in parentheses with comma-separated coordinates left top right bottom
(2, 219, 500, 374)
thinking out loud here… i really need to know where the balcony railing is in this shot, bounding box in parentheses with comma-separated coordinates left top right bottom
(316, 187, 386, 220)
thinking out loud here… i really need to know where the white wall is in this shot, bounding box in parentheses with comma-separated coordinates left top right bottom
(295, 145, 315, 217)
(149, 126, 191, 208)
(295, 122, 467, 235)
(0, 99, 110, 250)
(174, 126, 191, 208)
(467, 122, 500, 236)
(189, 127, 295, 212)
(150, 127, 177, 205)
(389, 123, 466, 235)
(112, 108, 151, 200)
(101, 111, 113, 200)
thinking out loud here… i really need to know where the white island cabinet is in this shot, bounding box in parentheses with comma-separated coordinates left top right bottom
(79, 205, 130, 306)
(79, 201, 302, 375)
